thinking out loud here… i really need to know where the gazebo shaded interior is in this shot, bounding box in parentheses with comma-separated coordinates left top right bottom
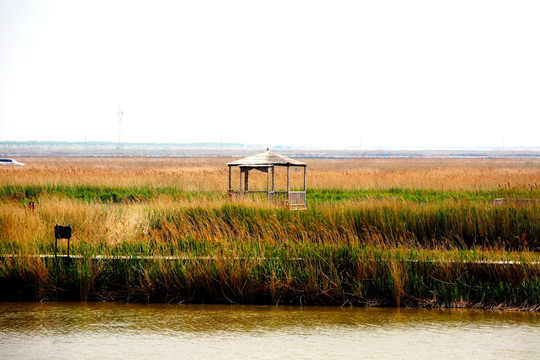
(227, 149, 307, 209)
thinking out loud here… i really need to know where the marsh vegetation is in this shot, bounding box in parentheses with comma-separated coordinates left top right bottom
(1, 157, 539, 309)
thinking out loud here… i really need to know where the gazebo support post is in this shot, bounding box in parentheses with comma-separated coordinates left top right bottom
(286, 165, 290, 194)
(244, 169, 249, 192)
(303, 166, 306, 191)
(228, 165, 232, 194)
(266, 167, 270, 199)
(272, 167, 274, 192)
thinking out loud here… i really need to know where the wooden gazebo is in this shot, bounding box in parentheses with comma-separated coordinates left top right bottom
(227, 149, 307, 209)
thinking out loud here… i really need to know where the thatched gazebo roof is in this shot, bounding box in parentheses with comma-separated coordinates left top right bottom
(227, 149, 306, 167)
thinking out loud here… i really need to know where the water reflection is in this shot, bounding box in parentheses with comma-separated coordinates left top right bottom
(1, 302, 539, 359)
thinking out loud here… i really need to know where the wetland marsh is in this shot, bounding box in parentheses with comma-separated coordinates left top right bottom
(0, 157, 539, 309)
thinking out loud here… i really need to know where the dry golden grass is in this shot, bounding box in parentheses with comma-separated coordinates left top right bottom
(0, 195, 283, 248)
(1, 193, 538, 252)
(1, 157, 538, 191)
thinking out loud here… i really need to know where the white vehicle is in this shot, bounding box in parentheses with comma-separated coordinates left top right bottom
(0, 158, 25, 166)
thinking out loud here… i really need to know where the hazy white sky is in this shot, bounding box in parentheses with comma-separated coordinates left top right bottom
(1, 0, 539, 149)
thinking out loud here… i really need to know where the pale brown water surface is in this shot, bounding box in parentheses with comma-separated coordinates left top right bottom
(1, 302, 539, 359)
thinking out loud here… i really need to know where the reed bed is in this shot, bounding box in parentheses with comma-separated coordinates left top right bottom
(0, 157, 539, 309)
(1, 199, 539, 252)
(1, 157, 539, 190)
(1, 242, 539, 310)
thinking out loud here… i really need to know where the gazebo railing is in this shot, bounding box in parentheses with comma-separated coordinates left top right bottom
(228, 190, 306, 209)
(287, 191, 306, 207)
(267, 191, 287, 202)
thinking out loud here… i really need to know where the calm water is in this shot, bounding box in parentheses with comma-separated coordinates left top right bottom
(1, 302, 539, 359)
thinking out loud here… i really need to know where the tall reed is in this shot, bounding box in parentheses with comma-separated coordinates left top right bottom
(1, 242, 539, 309)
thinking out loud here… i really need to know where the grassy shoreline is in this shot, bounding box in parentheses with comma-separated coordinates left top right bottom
(1, 244, 539, 310)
